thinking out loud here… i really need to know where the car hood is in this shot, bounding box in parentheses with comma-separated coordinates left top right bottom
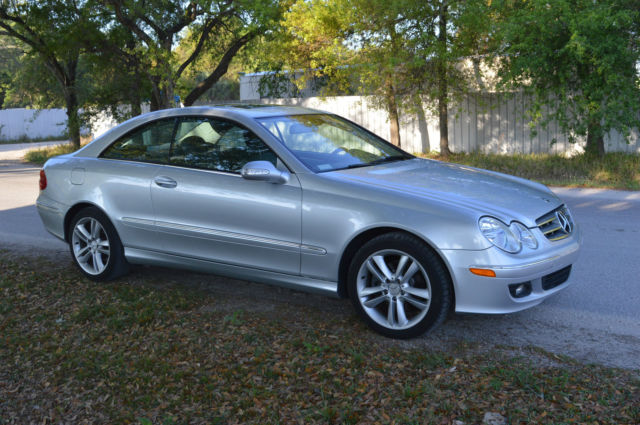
(328, 158, 561, 227)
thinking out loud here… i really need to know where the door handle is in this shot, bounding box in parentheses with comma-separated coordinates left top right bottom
(154, 176, 177, 188)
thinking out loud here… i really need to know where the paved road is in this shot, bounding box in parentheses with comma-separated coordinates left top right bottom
(1, 146, 638, 369)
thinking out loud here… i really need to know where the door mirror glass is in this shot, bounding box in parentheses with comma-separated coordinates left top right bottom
(241, 161, 290, 184)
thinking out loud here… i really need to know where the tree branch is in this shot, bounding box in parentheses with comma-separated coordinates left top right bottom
(175, 8, 237, 80)
(164, 0, 222, 37)
(0, 8, 68, 85)
(103, 0, 156, 47)
(0, 7, 47, 51)
(183, 30, 257, 106)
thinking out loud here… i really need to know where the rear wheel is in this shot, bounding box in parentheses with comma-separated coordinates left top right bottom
(347, 232, 451, 339)
(69, 207, 129, 281)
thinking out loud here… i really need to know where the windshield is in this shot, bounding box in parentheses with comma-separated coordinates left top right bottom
(256, 114, 412, 172)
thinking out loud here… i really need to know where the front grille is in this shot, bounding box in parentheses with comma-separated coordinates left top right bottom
(542, 265, 572, 290)
(536, 205, 574, 241)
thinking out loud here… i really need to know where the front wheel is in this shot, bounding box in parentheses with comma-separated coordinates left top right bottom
(347, 232, 451, 339)
(69, 207, 129, 281)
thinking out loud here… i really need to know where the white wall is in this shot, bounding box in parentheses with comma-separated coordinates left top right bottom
(3, 99, 638, 154)
(248, 96, 639, 155)
(0, 108, 67, 141)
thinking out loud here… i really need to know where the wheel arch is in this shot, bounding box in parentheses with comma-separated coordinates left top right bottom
(337, 227, 456, 309)
(63, 202, 106, 242)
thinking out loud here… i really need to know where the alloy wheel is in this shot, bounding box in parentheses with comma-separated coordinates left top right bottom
(71, 217, 111, 275)
(356, 249, 432, 330)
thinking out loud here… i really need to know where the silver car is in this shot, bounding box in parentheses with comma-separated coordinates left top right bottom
(37, 105, 580, 338)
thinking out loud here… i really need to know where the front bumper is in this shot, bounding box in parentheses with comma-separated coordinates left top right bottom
(442, 227, 581, 314)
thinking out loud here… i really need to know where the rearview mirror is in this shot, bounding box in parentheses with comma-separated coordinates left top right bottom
(241, 161, 290, 184)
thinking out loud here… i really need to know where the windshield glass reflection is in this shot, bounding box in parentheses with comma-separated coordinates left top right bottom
(257, 114, 411, 172)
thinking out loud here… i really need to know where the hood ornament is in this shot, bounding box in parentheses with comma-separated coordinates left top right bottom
(556, 210, 572, 233)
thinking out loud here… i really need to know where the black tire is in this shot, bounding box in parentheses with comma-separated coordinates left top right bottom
(68, 206, 129, 281)
(347, 232, 451, 339)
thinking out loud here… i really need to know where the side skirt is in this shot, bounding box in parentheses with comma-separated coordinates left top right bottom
(124, 247, 339, 298)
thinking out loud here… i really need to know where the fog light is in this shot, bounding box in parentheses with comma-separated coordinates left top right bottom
(509, 282, 532, 298)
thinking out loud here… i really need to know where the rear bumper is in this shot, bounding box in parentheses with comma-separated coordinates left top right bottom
(36, 194, 67, 241)
(442, 227, 581, 314)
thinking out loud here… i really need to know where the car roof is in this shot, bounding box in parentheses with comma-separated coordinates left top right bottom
(209, 104, 323, 118)
(140, 104, 325, 121)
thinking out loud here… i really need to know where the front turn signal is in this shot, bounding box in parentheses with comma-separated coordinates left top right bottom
(469, 268, 496, 278)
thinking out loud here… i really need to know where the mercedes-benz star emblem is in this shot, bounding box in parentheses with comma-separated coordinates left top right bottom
(556, 211, 572, 233)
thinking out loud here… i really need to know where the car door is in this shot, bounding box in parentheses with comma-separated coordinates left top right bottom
(150, 116, 302, 275)
(98, 117, 176, 250)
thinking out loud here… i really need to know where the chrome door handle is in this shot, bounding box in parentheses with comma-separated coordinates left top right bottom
(154, 176, 177, 188)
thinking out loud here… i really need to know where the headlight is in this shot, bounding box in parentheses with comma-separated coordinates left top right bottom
(509, 221, 538, 249)
(479, 217, 538, 253)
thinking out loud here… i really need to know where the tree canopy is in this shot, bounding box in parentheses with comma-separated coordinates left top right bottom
(0, 0, 96, 147)
(1, 0, 638, 156)
(492, 0, 640, 155)
(268, 0, 488, 153)
(94, 0, 282, 109)
(1, 0, 281, 143)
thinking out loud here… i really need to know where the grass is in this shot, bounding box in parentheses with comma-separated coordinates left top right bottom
(0, 134, 69, 145)
(421, 152, 640, 191)
(23, 137, 90, 164)
(1, 253, 638, 424)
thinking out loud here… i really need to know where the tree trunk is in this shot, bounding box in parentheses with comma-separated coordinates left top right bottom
(586, 121, 605, 156)
(385, 79, 401, 148)
(389, 104, 401, 148)
(130, 88, 142, 116)
(64, 89, 81, 149)
(438, 1, 451, 157)
(150, 80, 161, 112)
(415, 96, 430, 153)
(438, 94, 449, 157)
(149, 74, 174, 111)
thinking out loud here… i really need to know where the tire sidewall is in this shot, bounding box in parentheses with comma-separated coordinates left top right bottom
(347, 233, 451, 339)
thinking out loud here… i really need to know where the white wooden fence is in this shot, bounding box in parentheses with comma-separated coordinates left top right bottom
(247, 95, 639, 155)
(2, 95, 638, 154)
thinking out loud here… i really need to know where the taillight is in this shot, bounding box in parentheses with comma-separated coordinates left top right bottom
(39, 169, 47, 190)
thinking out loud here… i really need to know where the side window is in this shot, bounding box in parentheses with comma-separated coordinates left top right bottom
(101, 118, 176, 163)
(170, 117, 277, 173)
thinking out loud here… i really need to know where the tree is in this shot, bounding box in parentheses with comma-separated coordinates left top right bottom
(402, 0, 490, 156)
(279, 0, 419, 148)
(0, 1, 93, 148)
(274, 0, 487, 152)
(174, 28, 246, 103)
(0, 36, 22, 109)
(96, 0, 281, 110)
(492, 0, 640, 155)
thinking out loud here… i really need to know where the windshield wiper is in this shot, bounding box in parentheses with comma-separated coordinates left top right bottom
(344, 155, 408, 169)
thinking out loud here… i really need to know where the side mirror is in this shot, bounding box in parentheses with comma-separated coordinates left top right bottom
(241, 161, 290, 184)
